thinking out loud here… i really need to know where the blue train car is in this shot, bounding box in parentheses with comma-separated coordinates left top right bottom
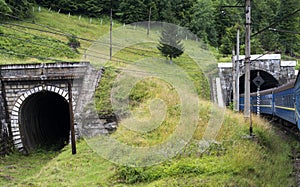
(260, 90, 274, 115)
(294, 75, 300, 129)
(240, 89, 274, 115)
(239, 78, 299, 130)
(239, 95, 244, 111)
(273, 81, 296, 124)
(250, 92, 257, 114)
(250, 89, 274, 115)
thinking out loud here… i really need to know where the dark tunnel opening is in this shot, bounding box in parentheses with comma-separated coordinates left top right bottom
(19, 91, 70, 152)
(239, 70, 279, 93)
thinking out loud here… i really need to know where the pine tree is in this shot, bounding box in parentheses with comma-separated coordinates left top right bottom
(157, 24, 184, 64)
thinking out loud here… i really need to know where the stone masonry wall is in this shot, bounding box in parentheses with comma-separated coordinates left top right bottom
(0, 62, 98, 152)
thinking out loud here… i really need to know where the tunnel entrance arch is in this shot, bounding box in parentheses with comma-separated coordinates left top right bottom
(239, 70, 279, 94)
(11, 86, 71, 153)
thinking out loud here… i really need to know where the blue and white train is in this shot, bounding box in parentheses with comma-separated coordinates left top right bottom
(240, 75, 300, 130)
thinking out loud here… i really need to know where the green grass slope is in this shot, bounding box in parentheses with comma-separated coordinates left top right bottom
(0, 111, 297, 186)
(0, 8, 111, 64)
(0, 9, 298, 187)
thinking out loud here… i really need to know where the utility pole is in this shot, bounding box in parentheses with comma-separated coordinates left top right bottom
(232, 47, 236, 110)
(110, 0, 113, 60)
(244, 0, 252, 135)
(235, 27, 240, 112)
(147, 7, 152, 36)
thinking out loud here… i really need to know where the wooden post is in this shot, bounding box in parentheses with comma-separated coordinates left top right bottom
(68, 81, 76, 154)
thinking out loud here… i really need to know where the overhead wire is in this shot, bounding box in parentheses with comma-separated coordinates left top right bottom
(0, 24, 161, 70)
(0, 16, 181, 73)
(0, 48, 202, 78)
(0, 23, 155, 61)
(0, 47, 68, 62)
(0, 33, 73, 53)
(0, 24, 66, 45)
(251, 8, 300, 37)
(0, 11, 161, 55)
(0, 10, 214, 77)
(0, 30, 203, 76)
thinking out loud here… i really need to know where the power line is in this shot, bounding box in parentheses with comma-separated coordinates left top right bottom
(269, 28, 300, 35)
(0, 11, 68, 35)
(0, 12, 161, 55)
(0, 11, 208, 76)
(0, 20, 161, 58)
(252, 8, 300, 37)
(0, 48, 205, 78)
(0, 33, 73, 54)
(0, 24, 66, 45)
(0, 26, 161, 70)
(0, 48, 68, 62)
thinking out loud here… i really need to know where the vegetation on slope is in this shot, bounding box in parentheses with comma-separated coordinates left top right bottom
(0, 8, 298, 187)
(0, 110, 297, 186)
(0, 8, 111, 64)
(2, 0, 300, 57)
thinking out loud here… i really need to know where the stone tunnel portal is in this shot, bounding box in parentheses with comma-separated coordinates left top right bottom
(239, 70, 279, 93)
(19, 91, 70, 152)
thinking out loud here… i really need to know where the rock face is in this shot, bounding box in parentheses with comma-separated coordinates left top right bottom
(74, 66, 117, 138)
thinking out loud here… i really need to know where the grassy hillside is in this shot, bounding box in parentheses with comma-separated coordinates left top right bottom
(0, 110, 297, 186)
(0, 8, 112, 64)
(0, 9, 298, 187)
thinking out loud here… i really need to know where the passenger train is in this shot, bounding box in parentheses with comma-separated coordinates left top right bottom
(239, 74, 300, 130)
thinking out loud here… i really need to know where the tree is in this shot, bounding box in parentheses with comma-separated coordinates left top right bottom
(219, 26, 236, 55)
(189, 0, 217, 46)
(277, 0, 300, 55)
(0, 0, 12, 20)
(5, 0, 34, 18)
(118, 0, 147, 23)
(157, 24, 184, 64)
(252, 0, 280, 52)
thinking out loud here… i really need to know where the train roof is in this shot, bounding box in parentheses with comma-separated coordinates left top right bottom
(240, 79, 296, 97)
(273, 79, 295, 93)
(250, 87, 275, 96)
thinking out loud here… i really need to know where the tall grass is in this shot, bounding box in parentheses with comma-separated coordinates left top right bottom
(0, 10, 297, 187)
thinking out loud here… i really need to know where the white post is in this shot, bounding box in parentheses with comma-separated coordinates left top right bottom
(257, 86, 260, 115)
(235, 27, 240, 111)
(232, 47, 236, 110)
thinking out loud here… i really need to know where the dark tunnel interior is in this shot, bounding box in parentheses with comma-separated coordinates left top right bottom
(239, 70, 279, 93)
(19, 91, 70, 152)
